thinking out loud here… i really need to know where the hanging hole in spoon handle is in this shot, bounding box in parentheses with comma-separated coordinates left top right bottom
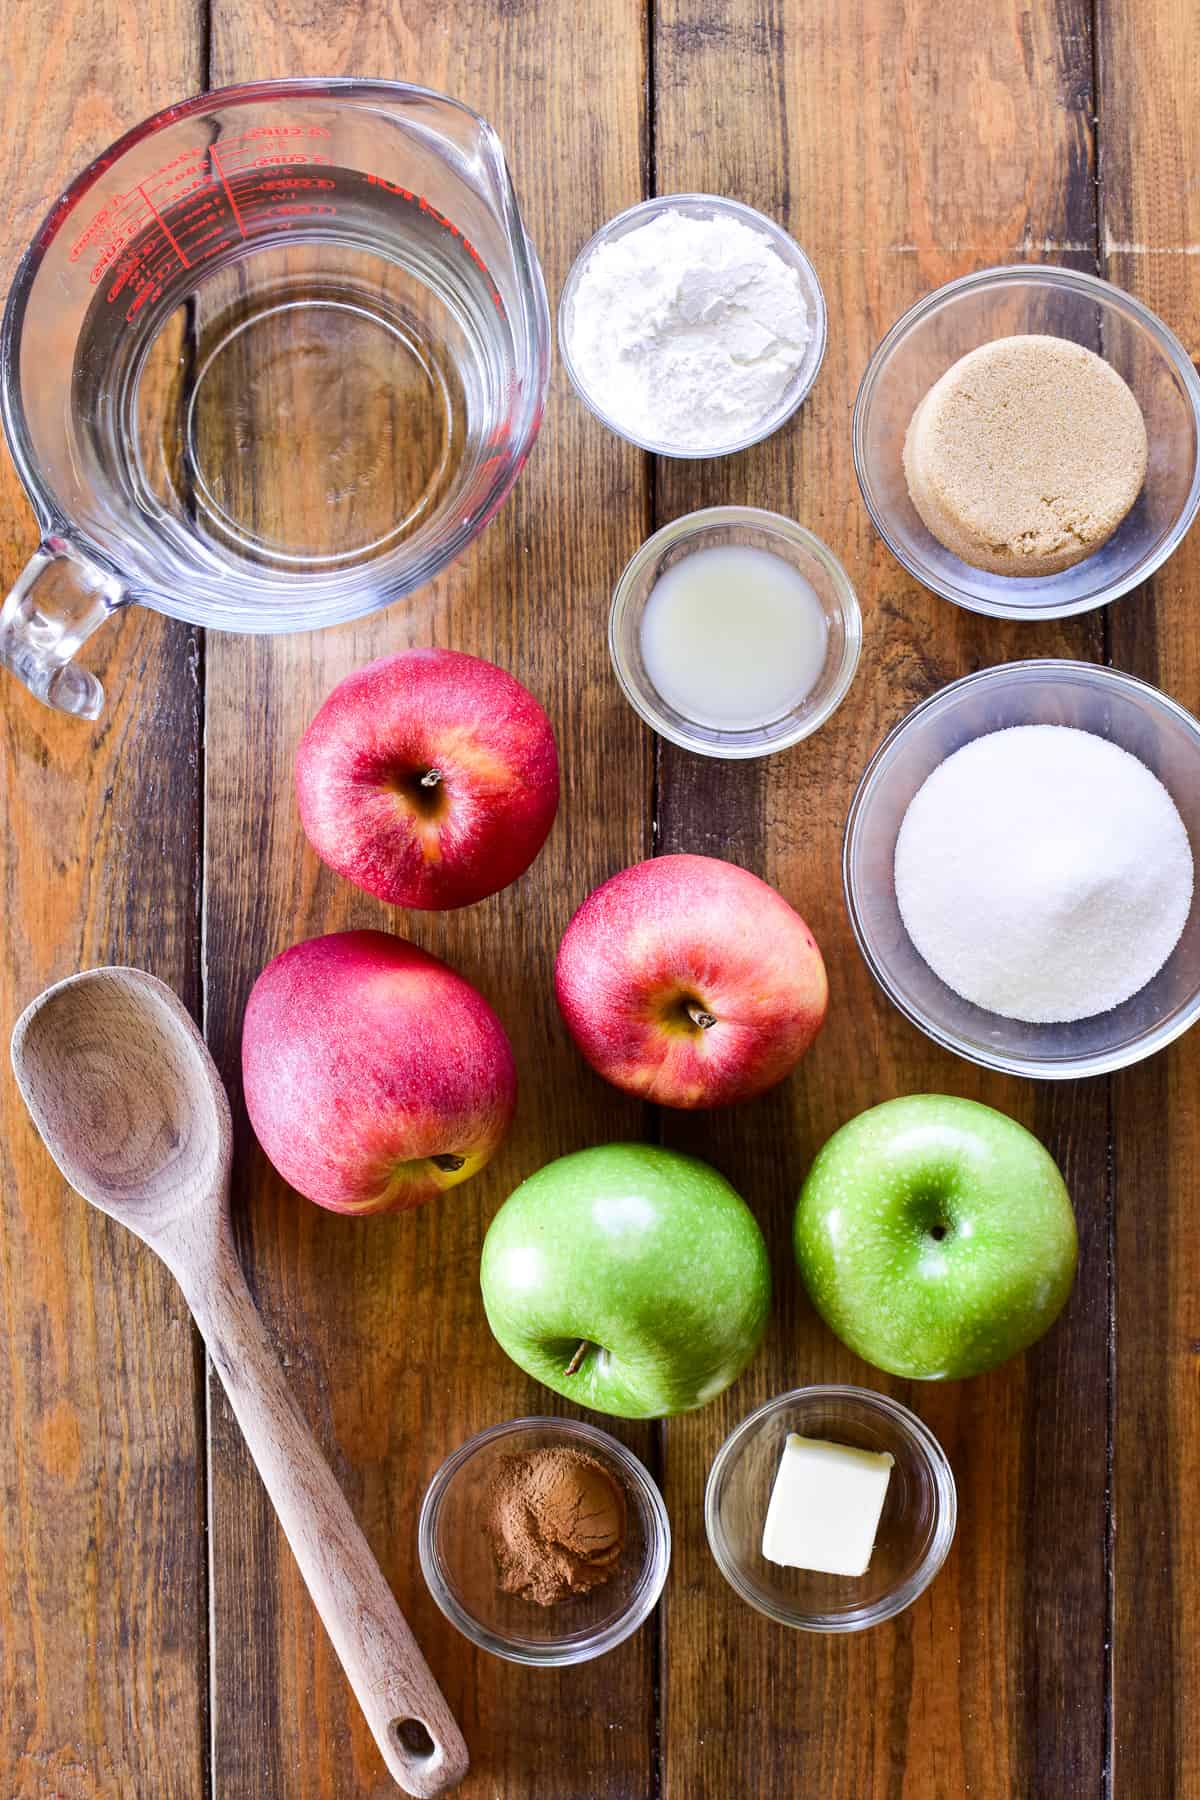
(385, 1717, 460, 1796)
(393, 1719, 437, 1758)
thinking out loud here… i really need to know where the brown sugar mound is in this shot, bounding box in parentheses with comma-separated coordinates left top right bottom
(902, 334, 1148, 577)
(487, 1446, 627, 1607)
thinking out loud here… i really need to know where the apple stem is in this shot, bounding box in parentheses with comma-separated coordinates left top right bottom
(431, 1153, 466, 1172)
(686, 1001, 718, 1030)
(419, 769, 443, 788)
(564, 1340, 591, 1377)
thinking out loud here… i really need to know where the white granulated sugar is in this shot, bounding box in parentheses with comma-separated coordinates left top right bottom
(566, 208, 810, 450)
(894, 724, 1194, 1024)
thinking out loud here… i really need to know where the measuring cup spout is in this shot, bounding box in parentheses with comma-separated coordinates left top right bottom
(0, 536, 127, 719)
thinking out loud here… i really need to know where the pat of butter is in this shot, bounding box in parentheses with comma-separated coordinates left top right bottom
(762, 1434, 894, 1577)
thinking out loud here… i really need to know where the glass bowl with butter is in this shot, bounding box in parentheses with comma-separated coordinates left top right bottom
(418, 1416, 670, 1665)
(705, 1386, 956, 1631)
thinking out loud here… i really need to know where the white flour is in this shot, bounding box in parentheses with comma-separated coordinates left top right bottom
(566, 208, 810, 450)
(894, 724, 1194, 1024)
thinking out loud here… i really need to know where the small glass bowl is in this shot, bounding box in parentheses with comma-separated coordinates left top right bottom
(853, 264, 1200, 620)
(609, 506, 861, 758)
(844, 660, 1200, 1078)
(705, 1386, 956, 1632)
(417, 1416, 670, 1666)
(558, 193, 827, 457)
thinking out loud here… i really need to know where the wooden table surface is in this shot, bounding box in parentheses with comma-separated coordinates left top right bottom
(2, 2, 1198, 1796)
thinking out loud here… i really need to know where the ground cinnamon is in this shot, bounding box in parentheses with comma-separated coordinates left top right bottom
(487, 1445, 627, 1606)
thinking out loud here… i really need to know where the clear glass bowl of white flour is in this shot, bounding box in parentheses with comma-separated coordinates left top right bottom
(558, 194, 827, 457)
(843, 661, 1200, 1078)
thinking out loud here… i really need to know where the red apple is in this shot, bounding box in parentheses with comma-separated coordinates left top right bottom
(295, 648, 559, 910)
(241, 930, 517, 1214)
(554, 854, 827, 1109)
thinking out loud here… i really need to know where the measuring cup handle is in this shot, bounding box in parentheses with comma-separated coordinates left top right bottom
(0, 536, 126, 719)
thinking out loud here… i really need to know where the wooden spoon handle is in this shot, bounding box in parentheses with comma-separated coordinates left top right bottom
(180, 1231, 469, 1796)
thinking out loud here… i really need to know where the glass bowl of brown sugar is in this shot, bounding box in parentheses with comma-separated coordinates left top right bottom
(418, 1416, 671, 1666)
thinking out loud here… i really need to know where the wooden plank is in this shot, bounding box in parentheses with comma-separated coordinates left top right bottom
(651, 1, 1112, 1794)
(1097, 3, 1200, 1791)
(200, 13, 655, 1798)
(0, 6, 207, 1796)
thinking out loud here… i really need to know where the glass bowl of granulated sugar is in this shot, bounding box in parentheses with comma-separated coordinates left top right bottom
(559, 194, 827, 457)
(844, 660, 1200, 1078)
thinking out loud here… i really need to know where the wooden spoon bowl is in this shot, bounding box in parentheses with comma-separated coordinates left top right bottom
(14, 967, 229, 1236)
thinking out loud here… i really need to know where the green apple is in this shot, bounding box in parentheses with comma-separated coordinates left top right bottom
(794, 1095, 1077, 1380)
(480, 1143, 770, 1418)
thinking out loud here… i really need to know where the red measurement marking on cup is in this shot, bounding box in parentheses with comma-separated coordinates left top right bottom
(362, 172, 506, 313)
(69, 129, 332, 283)
(67, 119, 506, 324)
(136, 182, 192, 269)
(208, 144, 245, 237)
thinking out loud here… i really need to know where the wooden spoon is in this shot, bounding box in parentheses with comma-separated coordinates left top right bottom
(10, 966, 470, 1797)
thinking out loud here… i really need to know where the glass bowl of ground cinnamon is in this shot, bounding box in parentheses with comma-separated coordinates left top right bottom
(418, 1416, 670, 1665)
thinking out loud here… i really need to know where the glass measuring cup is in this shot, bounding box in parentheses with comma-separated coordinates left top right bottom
(0, 79, 551, 717)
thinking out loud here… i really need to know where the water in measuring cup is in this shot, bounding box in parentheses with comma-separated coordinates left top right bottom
(68, 169, 513, 584)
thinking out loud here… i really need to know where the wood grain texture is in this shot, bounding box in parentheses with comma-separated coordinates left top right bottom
(651, 2, 1111, 1795)
(1099, 3, 1200, 1792)
(0, 4, 207, 1795)
(1, 3, 1195, 1795)
(199, 9, 654, 1798)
